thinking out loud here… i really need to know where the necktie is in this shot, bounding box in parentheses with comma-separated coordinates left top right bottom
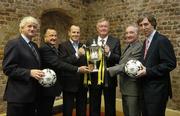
(29, 41, 40, 61)
(52, 46, 59, 55)
(144, 39, 149, 59)
(101, 39, 105, 47)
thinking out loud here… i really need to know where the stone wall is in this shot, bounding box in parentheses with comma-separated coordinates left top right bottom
(0, 0, 180, 113)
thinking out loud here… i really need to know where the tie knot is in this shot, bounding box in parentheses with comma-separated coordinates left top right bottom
(100, 39, 105, 46)
(101, 39, 104, 43)
(146, 39, 149, 43)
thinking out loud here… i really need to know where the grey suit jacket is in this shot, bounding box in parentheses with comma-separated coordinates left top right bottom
(109, 40, 142, 96)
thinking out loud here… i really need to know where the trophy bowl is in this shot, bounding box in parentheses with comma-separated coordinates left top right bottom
(88, 40, 102, 72)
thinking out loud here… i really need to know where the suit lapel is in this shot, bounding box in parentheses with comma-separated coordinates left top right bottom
(145, 32, 158, 60)
(121, 40, 140, 60)
(78, 43, 83, 48)
(20, 37, 36, 58)
(67, 40, 76, 54)
(121, 44, 133, 60)
(106, 36, 112, 48)
(20, 37, 41, 65)
(122, 44, 130, 55)
(46, 43, 59, 55)
(20, 36, 31, 51)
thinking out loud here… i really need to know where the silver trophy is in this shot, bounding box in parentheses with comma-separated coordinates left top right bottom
(89, 39, 102, 72)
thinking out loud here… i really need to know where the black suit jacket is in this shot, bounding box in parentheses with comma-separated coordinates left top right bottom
(141, 31, 176, 103)
(86, 35, 121, 87)
(2, 36, 40, 103)
(58, 40, 87, 92)
(38, 43, 79, 96)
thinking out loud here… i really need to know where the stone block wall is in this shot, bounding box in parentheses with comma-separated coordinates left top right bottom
(0, 0, 180, 113)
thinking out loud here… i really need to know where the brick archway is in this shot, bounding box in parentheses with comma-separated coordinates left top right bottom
(40, 10, 73, 46)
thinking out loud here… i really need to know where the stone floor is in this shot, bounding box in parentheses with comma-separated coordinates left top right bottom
(54, 109, 124, 116)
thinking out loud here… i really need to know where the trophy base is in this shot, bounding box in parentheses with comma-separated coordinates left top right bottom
(91, 69, 99, 72)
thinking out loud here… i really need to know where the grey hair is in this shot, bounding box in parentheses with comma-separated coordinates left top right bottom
(19, 16, 39, 32)
(96, 18, 109, 27)
(126, 23, 139, 34)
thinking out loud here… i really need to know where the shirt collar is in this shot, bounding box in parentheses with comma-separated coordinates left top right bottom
(21, 34, 30, 44)
(97, 35, 108, 46)
(70, 39, 79, 45)
(147, 30, 156, 42)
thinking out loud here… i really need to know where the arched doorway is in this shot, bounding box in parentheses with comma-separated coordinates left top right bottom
(40, 10, 73, 46)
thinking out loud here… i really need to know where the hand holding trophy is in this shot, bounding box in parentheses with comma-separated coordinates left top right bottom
(84, 39, 105, 85)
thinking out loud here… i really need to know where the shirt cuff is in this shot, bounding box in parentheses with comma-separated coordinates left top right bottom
(106, 51, 111, 57)
(77, 67, 80, 72)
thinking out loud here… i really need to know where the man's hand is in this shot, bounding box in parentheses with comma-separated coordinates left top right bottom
(30, 69, 45, 80)
(78, 47, 85, 56)
(104, 45, 110, 56)
(88, 64, 94, 71)
(78, 66, 91, 73)
(136, 65, 146, 77)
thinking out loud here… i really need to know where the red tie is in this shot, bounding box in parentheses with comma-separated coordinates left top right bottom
(144, 39, 149, 59)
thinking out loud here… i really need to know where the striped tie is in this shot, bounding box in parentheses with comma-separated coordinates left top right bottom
(101, 39, 105, 47)
(29, 41, 40, 61)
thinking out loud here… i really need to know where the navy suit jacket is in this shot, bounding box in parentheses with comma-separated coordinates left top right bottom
(58, 40, 87, 92)
(2, 36, 40, 103)
(141, 31, 176, 103)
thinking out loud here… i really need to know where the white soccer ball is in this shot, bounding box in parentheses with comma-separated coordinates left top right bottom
(39, 68, 57, 87)
(124, 59, 143, 77)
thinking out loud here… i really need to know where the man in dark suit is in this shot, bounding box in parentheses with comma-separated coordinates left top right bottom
(136, 14, 176, 116)
(108, 25, 142, 116)
(86, 18, 121, 116)
(2, 16, 45, 116)
(37, 28, 88, 116)
(58, 25, 89, 116)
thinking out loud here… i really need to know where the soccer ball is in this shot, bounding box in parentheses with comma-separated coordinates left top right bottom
(39, 68, 57, 87)
(124, 59, 143, 77)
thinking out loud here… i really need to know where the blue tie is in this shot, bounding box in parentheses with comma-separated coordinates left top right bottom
(29, 41, 40, 61)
